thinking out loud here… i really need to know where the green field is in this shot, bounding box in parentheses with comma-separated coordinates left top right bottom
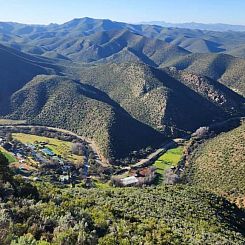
(12, 133, 83, 164)
(0, 146, 17, 163)
(153, 146, 183, 175)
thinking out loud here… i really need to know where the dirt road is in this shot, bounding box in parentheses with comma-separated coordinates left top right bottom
(0, 124, 108, 166)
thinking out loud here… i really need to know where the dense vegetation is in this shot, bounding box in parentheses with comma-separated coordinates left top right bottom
(1, 147, 245, 244)
(0, 16, 245, 245)
(1, 18, 245, 59)
(79, 63, 245, 133)
(7, 75, 164, 161)
(0, 18, 245, 162)
(0, 46, 244, 162)
(165, 53, 245, 96)
(184, 123, 245, 207)
(1, 180, 245, 244)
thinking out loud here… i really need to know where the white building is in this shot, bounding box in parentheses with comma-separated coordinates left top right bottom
(120, 176, 139, 186)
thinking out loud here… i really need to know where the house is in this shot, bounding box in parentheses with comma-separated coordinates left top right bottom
(138, 167, 156, 177)
(120, 176, 139, 186)
(60, 175, 70, 184)
(129, 167, 156, 178)
(33, 177, 41, 182)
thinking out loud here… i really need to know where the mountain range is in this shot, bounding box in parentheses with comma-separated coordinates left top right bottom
(141, 21, 245, 32)
(0, 17, 245, 162)
(1, 17, 245, 59)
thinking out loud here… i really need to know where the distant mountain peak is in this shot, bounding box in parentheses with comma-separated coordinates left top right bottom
(140, 21, 245, 32)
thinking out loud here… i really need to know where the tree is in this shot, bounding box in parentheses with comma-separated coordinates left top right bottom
(10, 233, 50, 245)
(192, 127, 210, 139)
(6, 132, 13, 142)
(71, 143, 86, 156)
(0, 153, 14, 186)
(164, 169, 179, 185)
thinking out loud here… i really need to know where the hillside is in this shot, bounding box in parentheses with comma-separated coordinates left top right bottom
(0, 16, 245, 245)
(7, 75, 163, 161)
(0, 18, 245, 96)
(165, 53, 245, 96)
(16, 29, 189, 66)
(0, 18, 244, 163)
(138, 26, 245, 58)
(1, 18, 244, 96)
(1, 60, 244, 162)
(1, 18, 245, 59)
(184, 123, 245, 207)
(79, 63, 245, 133)
(2, 183, 245, 244)
(0, 44, 58, 115)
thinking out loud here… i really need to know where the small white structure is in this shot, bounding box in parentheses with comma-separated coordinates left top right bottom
(120, 176, 138, 186)
(60, 175, 70, 183)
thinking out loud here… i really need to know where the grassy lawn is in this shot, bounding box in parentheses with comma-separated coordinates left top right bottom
(0, 146, 17, 163)
(12, 133, 83, 164)
(153, 146, 183, 179)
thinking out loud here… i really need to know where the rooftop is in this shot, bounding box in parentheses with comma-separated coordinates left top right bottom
(121, 176, 138, 186)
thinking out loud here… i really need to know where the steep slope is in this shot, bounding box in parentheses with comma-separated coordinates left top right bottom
(29, 29, 189, 65)
(228, 45, 245, 59)
(0, 44, 56, 115)
(139, 26, 245, 58)
(1, 18, 245, 58)
(185, 123, 245, 207)
(176, 38, 225, 53)
(0, 51, 244, 162)
(3, 185, 245, 244)
(7, 75, 163, 161)
(164, 53, 245, 96)
(79, 63, 245, 135)
(0, 19, 189, 64)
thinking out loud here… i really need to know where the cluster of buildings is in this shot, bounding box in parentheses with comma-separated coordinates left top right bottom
(0, 135, 74, 182)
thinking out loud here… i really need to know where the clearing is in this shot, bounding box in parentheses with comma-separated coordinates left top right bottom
(12, 133, 84, 164)
(153, 146, 183, 178)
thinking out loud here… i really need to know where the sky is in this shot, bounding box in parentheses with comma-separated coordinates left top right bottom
(0, 0, 245, 25)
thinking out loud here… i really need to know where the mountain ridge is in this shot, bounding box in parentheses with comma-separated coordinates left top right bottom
(0, 18, 245, 162)
(140, 21, 245, 32)
(1, 17, 245, 59)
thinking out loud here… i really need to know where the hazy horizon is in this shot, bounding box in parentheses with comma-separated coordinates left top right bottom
(0, 0, 245, 26)
(1, 16, 245, 27)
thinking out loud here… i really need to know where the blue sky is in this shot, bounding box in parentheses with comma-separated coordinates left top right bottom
(0, 0, 244, 25)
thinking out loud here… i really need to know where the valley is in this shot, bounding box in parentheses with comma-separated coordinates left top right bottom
(0, 122, 185, 188)
(0, 16, 245, 244)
